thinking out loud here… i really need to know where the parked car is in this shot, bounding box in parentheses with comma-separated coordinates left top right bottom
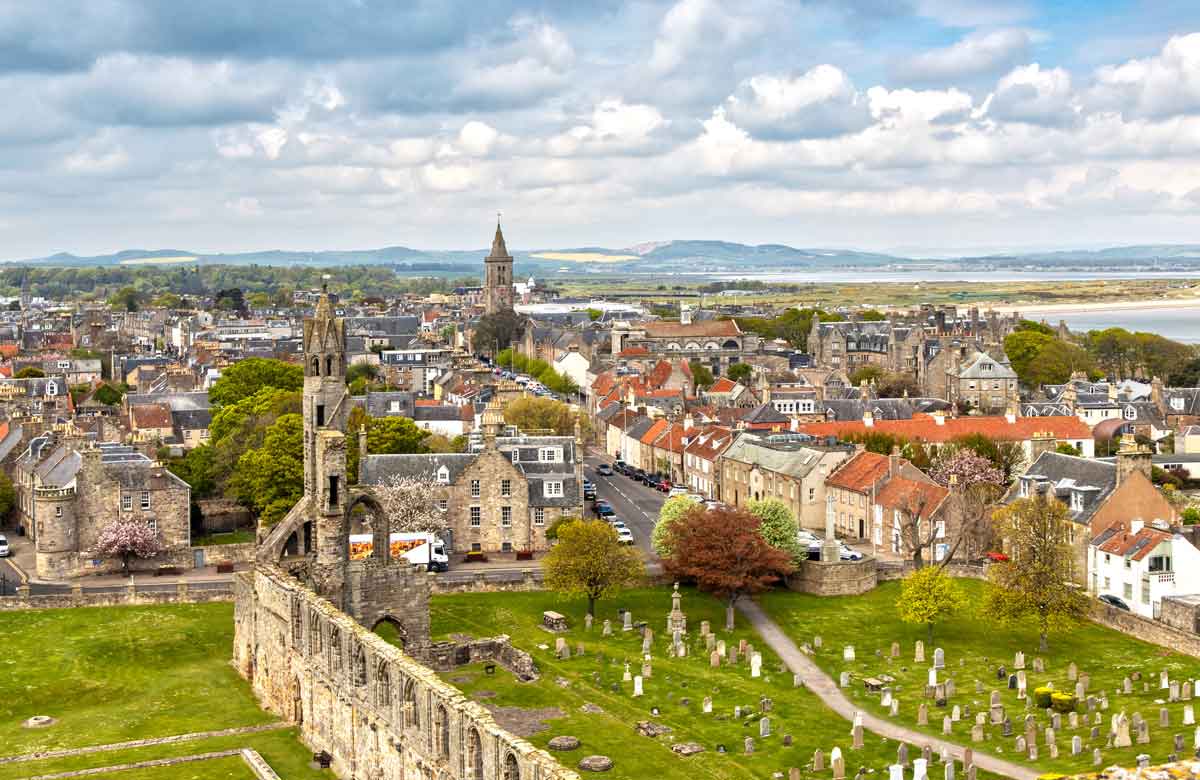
(630, 468, 647, 481)
(684, 493, 705, 504)
(667, 486, 690, 497)
(596, 463, 613, 476)
(655, 478, 672, 492)
(0, 534, 8, 558)
(616, 528, 635, 545)
(797, 529, 822, 547)
(639, 471, 658, 486)
(839, 544, 864, 561)
(610, 520, 628, 531)
(583, 483, 597, 501)
(595, 502, 615, 518)
(1099, 594, 1131, 611)
(613, 461, 628, 475)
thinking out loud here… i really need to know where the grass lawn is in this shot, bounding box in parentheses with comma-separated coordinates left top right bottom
(192, 530, 255, 547)
(430, 588, 960, 780)
(759, 579, 1200, 775)
(0, 604, 331, 780)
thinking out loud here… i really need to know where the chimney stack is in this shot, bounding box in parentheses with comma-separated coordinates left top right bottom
(1115, 433, 1152, 486)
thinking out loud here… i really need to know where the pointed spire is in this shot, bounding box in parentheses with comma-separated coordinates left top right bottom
(489, 215, 511, 260)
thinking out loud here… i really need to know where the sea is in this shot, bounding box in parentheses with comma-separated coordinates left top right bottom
(1029, 307, 1200, 343)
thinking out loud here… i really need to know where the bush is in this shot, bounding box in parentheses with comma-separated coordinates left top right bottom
(1183, 507, 1200, 525)
(1034, 685, 1054, 709)
(1050, 692, 1077, 713)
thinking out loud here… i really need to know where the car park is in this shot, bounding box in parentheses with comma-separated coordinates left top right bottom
(596, 463, 613, 476)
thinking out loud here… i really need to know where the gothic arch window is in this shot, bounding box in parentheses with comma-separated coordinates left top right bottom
(723, 339, 740, 349)
(290, 598, 302, 647)
(309, 612, 323, 658)
(350, 642, 367, 687)
(375, 661, 391, 709)
(436, 704, 451, 757)
(503, 752, 521, 780)
(685, 341, 700, 350)
(311, 356, 320, 376)
(403, 680, 421, 729)
(328, 625, 342, 674)
(468, 728, 484, 780)
(325, 355, 333, 376)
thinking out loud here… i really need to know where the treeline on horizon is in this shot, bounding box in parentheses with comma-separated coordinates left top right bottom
(0, 265, 482, 303)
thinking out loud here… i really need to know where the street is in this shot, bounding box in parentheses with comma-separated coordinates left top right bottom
(583, 454, 667, 561)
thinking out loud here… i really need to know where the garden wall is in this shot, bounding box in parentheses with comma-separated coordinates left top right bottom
(194, 543, 256, 567)
(1091, 601, 1200, 659)
(0, 582, 234, 611)
(876, 561, 990, 582)
(787, 558, 877, 596)
(431, 568, 544, 594)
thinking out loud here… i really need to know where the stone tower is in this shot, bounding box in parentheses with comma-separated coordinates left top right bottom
(302, 289, 350, 570)
(483, 219, 514, 314)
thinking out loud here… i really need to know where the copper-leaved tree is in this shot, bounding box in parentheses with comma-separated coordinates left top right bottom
(985, 495, 1090, 651)
(96, 518, 165, 575)
(663, 507, 796, 631)
(542, 519, 645, 618)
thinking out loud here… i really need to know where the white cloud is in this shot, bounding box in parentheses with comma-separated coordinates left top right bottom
(458, 121, 499, 156)
(901, 28, 1035, 81)
(547, 99, 667, 156)
(723, 65, 872, 139)
(867, 86, 974, 125)
(1087, 33, 1200, 120)
(648, 0, 756, 75)
(989, 64, 1075, 126)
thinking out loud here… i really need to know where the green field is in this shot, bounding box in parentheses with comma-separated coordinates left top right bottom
(0, 603, 330, 780)
(429, 588, 977, 780)
(759, 579, 1200, 775)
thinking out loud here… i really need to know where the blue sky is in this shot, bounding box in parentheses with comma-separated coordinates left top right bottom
(2, 0, 1200, 258)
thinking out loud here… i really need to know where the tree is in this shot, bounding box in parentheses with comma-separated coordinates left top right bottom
(542, 519, 645, 618)
(1055, 442, 1081, 456)
(210, 358, 303, 407)
(985, 496, 1091, 651)
(896, 565, 965, 643)
(651, 496, 699, 556)
(688, 361, 714, 389)
(365, 475, 444, 535)
(849, 365, 886, 387)
(346, 362, 379, 386)
(14, 367, 44, 378)
(473, 310, 524, 355)
(92, 383, 125, 406)
(747, 498, 803, 563)
(586, 308, 603, 321)
(151, 292, 182, 309)
(167, 445, 217, 498)
(929, 446, 1006, 561)
(503, 396, 581, 436)
(1168, 356, 1200, 387)
(96, 518, 165, 574)
(1182, 507, 1200, 525)
(0, 470, 15, 523)
(1003, 330, 1096, 387)
(424, 434, 467, 453)
(229, 413, 304, 526)
(663, 507, 796, 630)
(950, 433, 1025, 483)
(726, 363, 752, 383)
(109, 286, 141, 312)
(347, 414, 431, 482)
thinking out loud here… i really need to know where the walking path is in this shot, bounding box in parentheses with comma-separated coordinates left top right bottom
(737, 599, 1039, 780)
(0, 723, 290, 766)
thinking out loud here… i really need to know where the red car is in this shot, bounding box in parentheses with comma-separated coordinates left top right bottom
(656, 478, 672, 492)
(985, 551, 1009, 562)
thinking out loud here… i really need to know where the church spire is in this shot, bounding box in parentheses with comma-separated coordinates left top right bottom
(489, 216, 511, 260)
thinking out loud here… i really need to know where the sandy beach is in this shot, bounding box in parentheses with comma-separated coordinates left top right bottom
(977, 296, 1200, 316)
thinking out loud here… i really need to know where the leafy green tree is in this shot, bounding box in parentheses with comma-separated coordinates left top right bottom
(151, 292, 182, 309)
(688, 361, 715, 389)
(1015, 319, 1054, 335)
(92, 383, 125, 406)
(346, 362, 379, 386)
(652, 495, 700, 556)
(209, 358, 302, 407)
(473, 310, 524, 354)
(14, 367, 44, 378)
(859, 309, 887, 321)
(897, 565, 966, 643)
(747, 498, 803, 562)
(726, 363, 752, 383)
(503, 396, 581, 436)
(167, 445, 217, 498)
(1055, 442, 1081, 456)
(1168, 357, 1200, 387)
(109, 286, 141, 312)
(1182, 507, 1200, 525)
(210, 387, 301, 443)
(986, 496, 1091, 651)
(347, 415, 430, 482)
(542, 519, 645, 617)
(230, 413, 305, 526)
(586, 308, 603, 321)
(849, 365, 885, 387)
(0, 470, 16, 522)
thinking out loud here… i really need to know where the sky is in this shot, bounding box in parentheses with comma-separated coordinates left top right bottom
(3, 0, 1200, 258)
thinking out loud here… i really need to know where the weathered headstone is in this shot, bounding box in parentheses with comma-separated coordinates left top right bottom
(1114, 713, 1132, 747)
(844, 645, 856, 662)
(1067, 662, 1077, 681)
(840, 671, 850, 688)
(852, 724, 863, 748)
(891, 641, 901, 659)
(942, 716, 952, 735)
(710, 650, 720, 668)
(1014, 651, 1025, 670)
(897, 743, 909, 766)
(913, 757, 928, 780)
(623, 662, 632, 682)
(833, 752, 845, 780)
(889, 765, 904, 780)
(750, 653, 762, 678)
(1072, 735, 1082, 755)
(633, 676, 643, 697)
(933, 648, 945, 670)
(703, 696, 712, 713)
(1123, 677, 1132, 694)
(623, 611, 633, 631)
(744, 737, 754, 755)
(602, 619, 612, 636)
(1186, 704, 1196, 726)
(970, 724, 984, 742)
(814, 749, 825, 771)
(914, 640, 925, 663)
(760, 717, 771, 738)
(918, 703, 929, 726)
(585, 613, 593, 631)
(1162, 707, 1171, 728)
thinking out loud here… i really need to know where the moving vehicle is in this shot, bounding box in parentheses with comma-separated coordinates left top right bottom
(0, 534, 8, 558)
(347, 532, 449, 571)
(582, 479, 596, 500)
(616, 528, 634, 545)
(1099, 594, 1131, 611)
(596, 463, 613, 476)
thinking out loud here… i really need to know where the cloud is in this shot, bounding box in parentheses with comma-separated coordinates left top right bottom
(900, 28, 1036, 81)
(723, 66, 872, 139)
(458, 121, 500, 156)
(648, 0, 757, 75)
(912, 0, 1032, 27)
(1086, 33, 1200, 120)
(988, 64, 1076, 126)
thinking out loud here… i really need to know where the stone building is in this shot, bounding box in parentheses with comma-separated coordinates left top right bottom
(362, 400, 584, 555)
(13, 437, 191, 578)
(235, 289, 573, 780)
(483, 221, 515, 314)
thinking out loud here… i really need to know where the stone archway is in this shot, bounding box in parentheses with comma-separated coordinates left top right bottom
(372, 616, 407, 650)
(467, 728, 484, 780)
(345, 493, 388, 561)
(502, 751, 520, 780)
(290, 675, 304, 725)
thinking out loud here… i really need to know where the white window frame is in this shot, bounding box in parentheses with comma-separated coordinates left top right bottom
(501, 479, 511, 497)
(436, 466, 450, 484)
(538, 447, 562, 463)
(146, 518, 156, 533)
(140, 490, 150, 510)
(470, 479, 480, 498)
(469, 506, 481, 527)
(437, 499, 448, 512)
(544, 481, 563, 498)
(501, 506, 512, 527)
(121, 493, 133, 512)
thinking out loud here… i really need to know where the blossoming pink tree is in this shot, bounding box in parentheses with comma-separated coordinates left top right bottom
(929, 447, 1006, 561)
(368, 475, 444, 535)
(96, 518, 165, 575)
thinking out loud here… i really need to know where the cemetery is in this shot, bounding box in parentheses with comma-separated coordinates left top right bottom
(0, 603, 332, 780)
(760, 579, 1200, 775)
(428, 586, 1000, 780)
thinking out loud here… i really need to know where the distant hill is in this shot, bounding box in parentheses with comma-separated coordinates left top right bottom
(8, 240, 1200, 272)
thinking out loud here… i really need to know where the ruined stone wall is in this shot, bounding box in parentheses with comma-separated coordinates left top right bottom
(0, 581, 234, 611)
(787, 558, 878, 596)
(234, 565, 577, 780)
(426, 636, 539, 682)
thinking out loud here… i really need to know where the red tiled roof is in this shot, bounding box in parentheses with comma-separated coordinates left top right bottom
(640, 418, 670, 445)
(1097, 525, 1172, 561)
(875, 477, 948, 519)
(684, 425, 734, 460)
(656, 423, 688, 454)
(796, 413, 1090, 444)
(642, 320, 741, 338)
(618, 346, 650, 357)
(709, 377, 738, 393)
(0, 344, 19, 358)
(131, 402, 173, 430)
(827, 451, 890, 492)
(647, 360, 673, 388)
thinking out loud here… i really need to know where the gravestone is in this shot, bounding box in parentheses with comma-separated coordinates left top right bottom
(883, 688, 893, 708)
(556, 637, 569, 658)
(751, 653, 762, 678)
(945, 679, 956, 699)
(544, 611, 569, 632)
(1162, 707, 1171, 728)
(1186, 681, 1194, 701)
(1045, 726, 1056, 746)
(1093, 749, 1102, 766)
(913, 758, 928, 780)
(853, 724, 863, 748)
(915, 641, 925, 663)
(1051, 713, 1061, 730)
(1014, 651, 1025, 670)
(1162, 670, 1172, 689)
(943, 716, 952, 735)
(891, 699, 900, 717)
(840, 672, 850, 688)
(642, 662, 652, 680)
(633, 676, 643, 697)
(951, 705, 961, 722)
(1114, 713, 1132, 747)
(717, 640, 726, 657)
(1186, 704, 1195, 726)
(944, 760, 955, 780)
(1072, 735, 1082, 755)
(703, 697, 712, 713)
(784, 735, 792, 746)
(918, 703, 929, 726)
(794, 674, 803, 688)
(1172, 681, 1181, 702)
(1069, 712, 1079, 729)
(1002, 718, 1013, 738)
(1123, 677, 1132, 694)
(623, 611, 633, 631)
(760, 718, 771, 738)
(844, 645, 856, 662)
(934, 648, 945, 670)
(1068, 662, 1077, 681)
(585, 614, 593, 631)
(970, 725, 984, 742)
(890, 766, 904, 780)
(833, 753, 845, 780)
(623, 663, 632, 682)
(710, 651, 720, 669)
(891, 641, 901, 659)
(898, 743, 909, 766)
(814, 749, 825, 771)
(744, 737, 754, 755)
(814, 635, 822, 649)
(1015, 736, 1026, 753)
(602, 620, 612, 636)
(1033, 657, 1044, 673)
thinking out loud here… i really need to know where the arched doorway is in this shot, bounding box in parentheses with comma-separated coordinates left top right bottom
(503, 752, 520, 780)
(345, 494, 387, 561)
(372, 616, 407, 650)
(436, 704, 451, 757)
(291, 676, 304, 725)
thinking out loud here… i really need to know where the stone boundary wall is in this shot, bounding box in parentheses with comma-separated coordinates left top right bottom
(876, 561, 990, 582)
(0, 582, 234, 611)
(234, 564, 578, 780)
(194, 543, 256, 567)
(787, 558, 878, 596)
(431, 568, 544, 594)
(1091, 601, 1200, 659)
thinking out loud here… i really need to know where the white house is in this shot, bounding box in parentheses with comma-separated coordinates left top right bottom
(553, 350, 590, 394)
(1089, 519, 1200, 619)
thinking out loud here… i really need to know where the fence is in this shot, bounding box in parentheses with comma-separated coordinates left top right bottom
(0, 580, 235, 611)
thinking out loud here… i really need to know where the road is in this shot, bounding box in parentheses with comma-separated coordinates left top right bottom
(583, 454, 667, 560)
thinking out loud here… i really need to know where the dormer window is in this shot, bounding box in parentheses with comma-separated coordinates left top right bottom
(45, 380, 57, 397)
(436, 466, 450, 484)
(538, 447, 562, 463)
(1172, 397, 1185, 411)
(1124, 406, 1137, 421)
(1070, 490, 1084, 512)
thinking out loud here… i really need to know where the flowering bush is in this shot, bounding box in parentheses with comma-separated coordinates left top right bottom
(96, 518, 165, 574)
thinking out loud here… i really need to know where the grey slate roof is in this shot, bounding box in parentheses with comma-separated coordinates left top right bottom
(365, 391, 416, 418)
(126, 391, 211, 411)
(721, 432, 846, 479)
(957, 351, 1017, 380)
(1004, 451, 1117, 525)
